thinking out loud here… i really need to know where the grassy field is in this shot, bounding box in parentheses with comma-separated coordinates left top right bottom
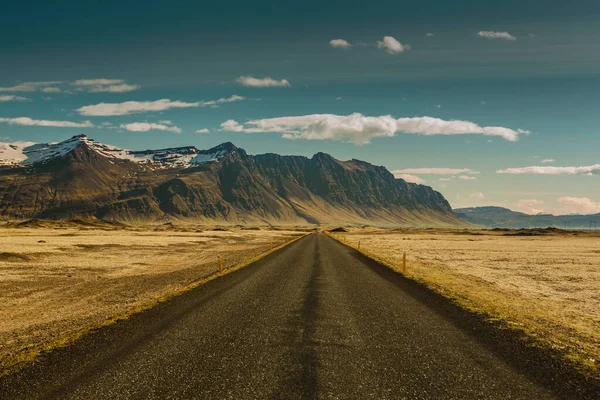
(0, 223, 305, 372)
(332, 227, 600, 375)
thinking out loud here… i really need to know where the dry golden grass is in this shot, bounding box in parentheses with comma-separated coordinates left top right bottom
(333, 227, 600, 375)
(0, 225, 304, 372)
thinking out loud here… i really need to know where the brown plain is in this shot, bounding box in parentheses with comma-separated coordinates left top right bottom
(0, 225, 304, 372)
(335, 227, 600, 375)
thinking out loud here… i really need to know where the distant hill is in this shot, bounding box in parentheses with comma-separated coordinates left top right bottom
(0, 135, 465, 227)
(454, 206, 600, 229)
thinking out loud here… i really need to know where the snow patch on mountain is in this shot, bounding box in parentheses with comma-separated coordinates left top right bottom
(0, 135, 235, 168)
(191, 147, 236, 164)
(0, 142, 37, 165)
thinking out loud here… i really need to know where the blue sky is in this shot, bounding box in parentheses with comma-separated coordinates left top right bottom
(1, 0, 600, 214)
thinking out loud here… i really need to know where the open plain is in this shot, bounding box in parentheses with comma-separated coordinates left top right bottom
(0, 222, 304, 372)
(333, 227, 600, 376)
(4, 233, 598, 399)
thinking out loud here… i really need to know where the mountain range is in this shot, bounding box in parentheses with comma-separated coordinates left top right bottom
(0, 135, 463, 226)
(454, 206, 600, 229)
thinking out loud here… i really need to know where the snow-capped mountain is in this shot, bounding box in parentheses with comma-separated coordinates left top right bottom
(0, 135, 237, 168)
(0, 135, 462, 227)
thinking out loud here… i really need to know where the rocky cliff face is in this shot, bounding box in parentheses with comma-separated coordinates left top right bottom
(0, 135, 461, 226)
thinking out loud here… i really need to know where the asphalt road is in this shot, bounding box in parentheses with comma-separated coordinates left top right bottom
(1, 233, 596, 399)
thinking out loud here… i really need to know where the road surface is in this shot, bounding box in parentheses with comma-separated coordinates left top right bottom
(0, 233, 595, 399)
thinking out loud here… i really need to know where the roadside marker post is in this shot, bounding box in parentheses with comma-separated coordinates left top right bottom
(218, 256, 223, 275)
(358, 240, 361, 250)
(402, 252, 407, 274)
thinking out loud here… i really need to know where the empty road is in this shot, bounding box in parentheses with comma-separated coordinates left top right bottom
(0, 233, 594, 399)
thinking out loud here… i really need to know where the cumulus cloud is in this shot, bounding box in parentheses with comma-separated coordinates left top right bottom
(195, 128, 210, 134)
(458, 175, 477, 180)
(329, 39, 351, 48)
(395, 116, 529, 141)
(221, 114, 397, 145)
(393, 173, 425, 184)
(220, 113, 527, 145)
(515, 199, 545, 215)
(557, 197, 600, 214)
(120, 122, 181, 133)
(541, 159, 555, 164)
(41, 87, 61, 93)
(77, 95, 245, 116)
(0, 117, 94, 128)
(0, 81, 62, 92)
(497, 164, 600, 175)
(376, 36, 410, 54)
(478, 31, 516, 41)
(235, 76, 290, 88)
(0, 95, 30, 102)
(470, 192, 485, 199)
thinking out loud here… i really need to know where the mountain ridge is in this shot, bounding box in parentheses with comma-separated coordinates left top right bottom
(0, 135, 464, 226)
(454, 206, 600, 229)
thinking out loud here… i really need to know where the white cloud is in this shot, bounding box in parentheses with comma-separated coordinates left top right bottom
(393, 173, 425, 184)
(195, 128, 210, 134)
(0, 81, 62, 92)
(73, 79, 125, 86)
(470, 192, 485, 199)
(77, 95, 245, 116)
(458, 175, 477, 180)
(395, 116, 529, 142)
(393, 168, 477, 175)
(329, 39, 351, 48)
(0, 95, 30, 102)
(220, 114, 398, 145)
(557, 197, 600, 214)
(336, 97, 342, 100)
(72, 79, 140, 93)
(497, 164, 600, 175)
(425, 33, 434, 37)
(477, 31, 516, 41)
(376, 36, 410, 54)
(89, 84, 140, 93)
(220, 113, 527, 145)
(515, 199, 545, 215)
(0, 117, 94, 128)
(235, 76, 290, 88)
(119, 122, 181, 133)
(0, 79, 140, 94)
(541, 159, 555, 164)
